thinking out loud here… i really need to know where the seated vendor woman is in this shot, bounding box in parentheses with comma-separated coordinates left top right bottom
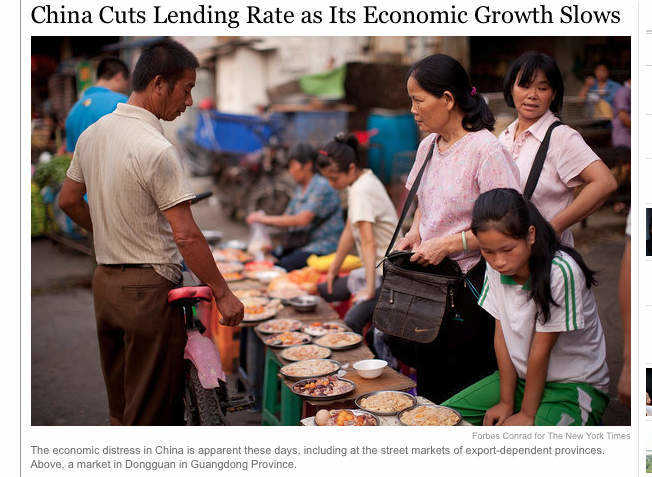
(246, 143, 344, 271)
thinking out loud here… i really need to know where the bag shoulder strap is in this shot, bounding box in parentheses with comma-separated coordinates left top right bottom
(523, 120, 563, 200)
(383, 138, 437, 257)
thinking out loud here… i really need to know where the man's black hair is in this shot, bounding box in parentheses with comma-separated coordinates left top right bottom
(96, 57, 129, 81)
(132, 39, 199, 92)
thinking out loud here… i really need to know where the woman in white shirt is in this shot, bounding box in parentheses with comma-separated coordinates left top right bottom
(316, 134, 398, 335)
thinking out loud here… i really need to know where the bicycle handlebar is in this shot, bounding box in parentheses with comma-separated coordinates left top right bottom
(168, 286, 212, 304)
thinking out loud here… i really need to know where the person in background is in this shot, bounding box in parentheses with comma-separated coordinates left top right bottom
(246, 143, 344, 271)
(612, 78, 631, 149)
(578, 62, 622, 109)
(617, 212, 630, 407)
(500, 52, 616, 246)
(59, 39, 243, 426)
(394, 53, 520, 404)
(444, 189, 609, 426)
(316, 134, 398, 335)
(65, 57, 130, 152)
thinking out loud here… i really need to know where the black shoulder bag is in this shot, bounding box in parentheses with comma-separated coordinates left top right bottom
(372, 139, 479, 344)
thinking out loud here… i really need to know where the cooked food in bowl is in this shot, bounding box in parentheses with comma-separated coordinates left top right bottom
(222, 272, 244, 282)
(257, 318, 302, 334)
(264, 331, 311, 347)
(399, 405, 461, 426)
(314, 409, 378, 426)
(240, 296, 270, 307)
(212, 248, 252, 263)
(314, 332, 362, 349)
(302, 321, 349, 336)
(216, 261, 244, 274)
(234, 289, 264, 299)
(292, 376, 354, 398)
(245, 268, 286, 284)
(357, 391, 415, 414)
(280, 345, 331, 361)
(280, 359, 339, 379)
(242, 299, 282, 322)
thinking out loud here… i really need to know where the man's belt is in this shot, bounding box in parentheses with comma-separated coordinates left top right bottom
(100, 264, 154, 269)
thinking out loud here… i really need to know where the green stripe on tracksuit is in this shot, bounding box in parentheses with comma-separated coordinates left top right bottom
(441, 371, 608, 426)
(552, 258, 578, 331)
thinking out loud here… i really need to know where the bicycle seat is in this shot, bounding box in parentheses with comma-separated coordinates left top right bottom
(168, 286, 212, 304)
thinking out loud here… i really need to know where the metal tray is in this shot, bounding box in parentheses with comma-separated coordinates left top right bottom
(354, 390, 417, 416)
(280, 359, 341, 381)
(291, 377, 356, 401)
(256, 319, 303, 334)
(313, 332, 363, 350)
(397, 404, 462, 426)
(312, 409, 379, 426)
(264, 332, 312, 348)
(280, 345, 332, 362)
(242, 308, 278, 323)
(302, 321, 351, 337)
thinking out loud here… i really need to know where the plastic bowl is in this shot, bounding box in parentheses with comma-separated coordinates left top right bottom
(353, 359, 388, 379)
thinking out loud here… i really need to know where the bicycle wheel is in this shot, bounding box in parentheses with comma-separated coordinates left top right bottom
(184, 361, 227, 426)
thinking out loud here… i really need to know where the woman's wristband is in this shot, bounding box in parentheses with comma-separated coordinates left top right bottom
(461, 230, 468, 251)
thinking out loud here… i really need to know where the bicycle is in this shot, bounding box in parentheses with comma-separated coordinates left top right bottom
(167, 285, 254, 425)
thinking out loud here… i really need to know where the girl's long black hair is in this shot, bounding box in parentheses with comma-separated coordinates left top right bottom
(471, 188, 596, 324)
(408, 54, 495, 132)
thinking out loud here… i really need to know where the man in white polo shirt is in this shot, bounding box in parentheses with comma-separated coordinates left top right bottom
(59, 39, 243, 425)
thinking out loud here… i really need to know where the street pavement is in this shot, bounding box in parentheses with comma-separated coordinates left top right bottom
(30, 181, 630, 425)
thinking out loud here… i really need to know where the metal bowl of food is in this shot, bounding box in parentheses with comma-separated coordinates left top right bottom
(291, 376, 356, 401)
(286, 295, 319, 313)
(279, 359, 342, 381)
(313, 409, 379, 426)
(397, 404, 462, 426)
(355, 390, 417, 416)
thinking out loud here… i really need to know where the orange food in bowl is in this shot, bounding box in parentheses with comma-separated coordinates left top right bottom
(245, 305, 264, 314)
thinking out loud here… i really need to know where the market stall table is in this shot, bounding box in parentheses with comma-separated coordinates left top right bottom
(238, 290, 340, 413)
(256, 319, 416, 425)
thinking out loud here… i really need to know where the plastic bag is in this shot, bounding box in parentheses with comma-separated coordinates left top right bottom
(248, 212, 272, 260)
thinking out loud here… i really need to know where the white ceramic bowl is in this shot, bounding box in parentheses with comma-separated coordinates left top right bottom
(353, 359, 388, 379)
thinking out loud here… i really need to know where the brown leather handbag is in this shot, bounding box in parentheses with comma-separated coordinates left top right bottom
(372, 140, 480, 343)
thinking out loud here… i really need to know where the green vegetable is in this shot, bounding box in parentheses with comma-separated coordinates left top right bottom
(33, 154, 72, 189)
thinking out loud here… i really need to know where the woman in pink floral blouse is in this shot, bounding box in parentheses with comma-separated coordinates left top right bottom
(392, 54, 520, 404)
